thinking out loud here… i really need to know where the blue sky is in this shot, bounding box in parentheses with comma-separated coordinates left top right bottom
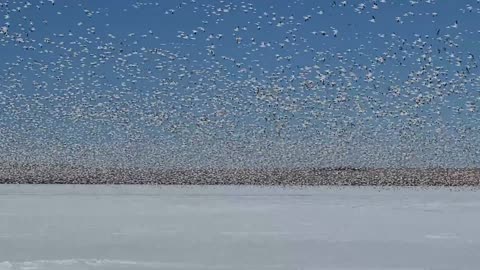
(1, 0, 480, 168)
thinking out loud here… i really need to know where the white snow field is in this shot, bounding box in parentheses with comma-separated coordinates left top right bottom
(1, 185, 480, 270)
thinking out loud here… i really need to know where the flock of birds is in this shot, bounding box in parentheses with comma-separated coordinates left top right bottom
(0, 0, 480, 178)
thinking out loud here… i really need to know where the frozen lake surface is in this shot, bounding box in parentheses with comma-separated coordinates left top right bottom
(1, 185, 480, 270)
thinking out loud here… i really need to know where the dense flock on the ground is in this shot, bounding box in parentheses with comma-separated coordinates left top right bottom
(0, 0, 480, 183)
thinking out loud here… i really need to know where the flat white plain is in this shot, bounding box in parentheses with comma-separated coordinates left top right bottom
(1, 185, 480, 270)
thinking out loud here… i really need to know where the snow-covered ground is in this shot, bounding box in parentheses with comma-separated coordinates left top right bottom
(1, 185, 479, 269)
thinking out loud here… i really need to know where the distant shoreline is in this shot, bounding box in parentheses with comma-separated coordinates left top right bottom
(1, 164, 479, 186)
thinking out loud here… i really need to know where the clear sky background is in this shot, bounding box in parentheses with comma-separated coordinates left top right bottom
(1, 0, 480, 168)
